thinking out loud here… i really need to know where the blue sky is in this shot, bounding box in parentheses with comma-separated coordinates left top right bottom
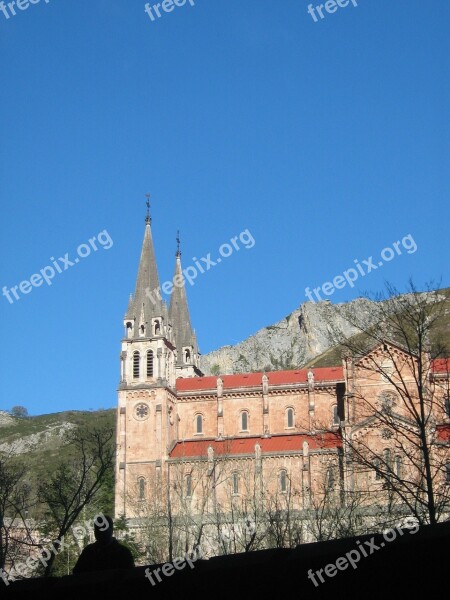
(0, 0, 449, 415)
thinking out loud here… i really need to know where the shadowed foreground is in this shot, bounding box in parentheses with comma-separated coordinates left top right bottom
(3, 521, 448, 599)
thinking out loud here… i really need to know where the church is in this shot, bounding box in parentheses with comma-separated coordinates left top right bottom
(114, 209, 450, 552)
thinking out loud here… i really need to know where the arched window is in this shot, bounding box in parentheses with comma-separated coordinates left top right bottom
(241, 411, 249, 432)
(383, 449, 392, 473)
(395, 455, 402, 478)
(327, 466, 335, 488)
(186, 474, 192, 497)
(279, 470, 287, 493)
(140, 324, 145, 336)
(286, 408, 294, 429)
(133, 352, 140, 379)
(154, 320, 160, 336)
(138, 477, 146, 500)
(185, 349, 191, 363)
(374, 458, 382, 480)
(232, 472, 239, 495)
(147, 350, 154, 377)
(126, 321, 133, 338)
(195, 414, 203, 434)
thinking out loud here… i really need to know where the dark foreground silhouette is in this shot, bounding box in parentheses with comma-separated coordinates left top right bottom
(2, 520, 448, 599)
(73, 515, 134, 574)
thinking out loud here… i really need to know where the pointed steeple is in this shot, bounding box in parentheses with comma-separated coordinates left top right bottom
(169, 233, 199, 369)
(125, 199, 165, 338)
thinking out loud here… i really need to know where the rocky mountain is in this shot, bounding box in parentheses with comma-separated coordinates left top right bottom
(199, 289, 450, 375)
(199, 297, 380, 375)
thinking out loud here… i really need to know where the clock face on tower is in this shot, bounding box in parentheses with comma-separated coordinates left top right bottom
(134, 403, 149, 421)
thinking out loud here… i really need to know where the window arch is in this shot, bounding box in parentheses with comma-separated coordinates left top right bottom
(184, 348, 191, 363)
(147, 350, 154, 377)
(154, 320, 161, 336)
(240, 411, 249, 432)
(279, 470, 287, 493)
(195, 414, 203, 434)
(138, 477, 146, 500)
(286, 407, 294, 429)
(232, 472, 239, 495)
(133, 351, 140, 379)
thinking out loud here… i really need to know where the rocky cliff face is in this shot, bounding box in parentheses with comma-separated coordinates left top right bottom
(199, 297, 379, 375)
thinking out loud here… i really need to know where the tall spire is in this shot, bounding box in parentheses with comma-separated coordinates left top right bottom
(169, 234, 198, 368)
(125, 196, 164, 336)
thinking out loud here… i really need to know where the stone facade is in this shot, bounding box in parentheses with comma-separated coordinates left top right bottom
(115, 218, 450, 553)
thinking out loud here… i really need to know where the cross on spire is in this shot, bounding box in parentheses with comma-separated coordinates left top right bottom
(145, 193, 151, 224)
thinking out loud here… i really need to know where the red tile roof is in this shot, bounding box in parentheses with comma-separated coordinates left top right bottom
(176, 367, 344, 392)
(169, 432, 342, 458)
(436, 424, 450, 442)
(432, 359, 450, 374)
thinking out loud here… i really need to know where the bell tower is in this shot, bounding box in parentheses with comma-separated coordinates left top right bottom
(115, 198, 178, 518)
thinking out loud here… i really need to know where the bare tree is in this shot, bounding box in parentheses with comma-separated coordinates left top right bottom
(305, 459, 367, 541)
(38, 424, 115, 575)
(328, 281, 450, 525)
(0, 453, 36, 571)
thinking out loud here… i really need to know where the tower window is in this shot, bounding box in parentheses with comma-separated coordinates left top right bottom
(154, 320, 161, 335)
(232, 472, 239, 495)
(279, 470, 287, 493)
(147, 350, 154, 377)
(240, 411, 249, 432)
(133, 352, 140, 379)
(286, 408, 294, 429)
(195, 414, 203, 434)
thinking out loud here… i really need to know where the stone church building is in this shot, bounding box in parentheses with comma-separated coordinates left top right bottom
(115, 212, 450, 550)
